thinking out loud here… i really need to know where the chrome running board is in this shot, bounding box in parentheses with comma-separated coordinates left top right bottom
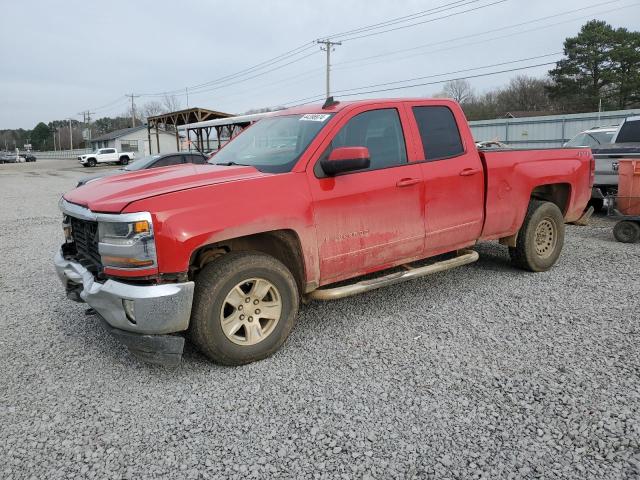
(308, 249, 479, 301)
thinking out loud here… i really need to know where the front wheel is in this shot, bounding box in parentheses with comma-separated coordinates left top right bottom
(190, 252, 299, 365)
(509, 200, 565, 272)
(613, 221, 640, 243)
(119, 156, 129, 165)
(87, 158, 96, 167)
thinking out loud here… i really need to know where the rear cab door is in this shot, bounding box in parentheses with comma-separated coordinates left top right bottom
(306, 102, 426, 285)
(403, 100, 485, 255)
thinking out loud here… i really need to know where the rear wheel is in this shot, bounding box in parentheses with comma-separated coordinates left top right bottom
(613, 221, 640, 243)
(509, 200, 565, 272)
(87, 158, 96, 167)
(190, 252, 299, 365)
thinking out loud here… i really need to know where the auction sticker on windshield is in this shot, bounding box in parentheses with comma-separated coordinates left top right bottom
(300, 114, 331, 122)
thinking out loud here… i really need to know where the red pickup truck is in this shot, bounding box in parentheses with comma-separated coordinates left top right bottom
(55, 98, 593, 366)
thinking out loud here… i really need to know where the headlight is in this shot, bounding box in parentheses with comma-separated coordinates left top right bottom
(98, 215, 157, 269)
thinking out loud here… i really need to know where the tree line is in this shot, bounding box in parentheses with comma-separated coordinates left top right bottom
(3, 19, 639, 151)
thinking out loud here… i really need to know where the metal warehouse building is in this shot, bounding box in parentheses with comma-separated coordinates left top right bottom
(469, 109, 640, 148)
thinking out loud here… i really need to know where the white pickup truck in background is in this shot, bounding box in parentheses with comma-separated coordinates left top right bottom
(78, 148, 135, 167)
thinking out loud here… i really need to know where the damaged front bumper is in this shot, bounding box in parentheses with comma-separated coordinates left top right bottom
(54, 251, 194, 365)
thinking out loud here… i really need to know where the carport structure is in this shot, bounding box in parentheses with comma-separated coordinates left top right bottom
(179, 111, 275, 152)
(147, 107, 234, 153)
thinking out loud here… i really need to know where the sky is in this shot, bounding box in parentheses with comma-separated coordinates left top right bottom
(1, 0, 639, 129)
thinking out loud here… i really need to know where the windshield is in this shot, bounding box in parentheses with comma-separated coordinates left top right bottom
(566, 131, 615, 147)
(123, 155, 160, 171)
(210, 114, 334, 173)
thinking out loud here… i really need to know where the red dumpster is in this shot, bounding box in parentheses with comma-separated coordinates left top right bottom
(618, 159, 640, 215)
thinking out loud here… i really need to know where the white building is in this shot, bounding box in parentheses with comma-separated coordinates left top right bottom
(90, 126, 180, 155)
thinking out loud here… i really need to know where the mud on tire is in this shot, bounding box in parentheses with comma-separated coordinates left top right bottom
(509, 200, 565, 272)
(189, 251, 299, 365)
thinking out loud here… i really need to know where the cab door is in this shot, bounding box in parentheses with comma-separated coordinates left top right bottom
(406, 102, 485, 255)
(307, 105, 425, 285)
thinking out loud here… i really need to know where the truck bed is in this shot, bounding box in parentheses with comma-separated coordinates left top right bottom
(478, 147, 592, 241)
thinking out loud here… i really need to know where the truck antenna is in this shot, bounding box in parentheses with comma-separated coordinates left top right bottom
(322, 96, 340, 109)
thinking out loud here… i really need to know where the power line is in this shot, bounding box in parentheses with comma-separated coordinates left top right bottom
(318, 0, 479, 39)
(337, 0, 507, 42)
(140, 50, 318, 99)
(89, 96, 128, 112)
(135, 0, 505, 99)
(333, 0, 630, 69)
(282, 53, 562, 105)
(137, 43, 317, 98)
(334, 52, 562, 95)
(279, 58, 560, 107)
(332, 62, 557, 98)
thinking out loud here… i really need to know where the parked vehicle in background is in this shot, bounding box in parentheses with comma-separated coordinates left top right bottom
(0, 151, 25, 163)
(76, 152, 207, 187)
(78, 148, 135, 167)
(611, 116, 640, 144)
(55, 98, 593, 367)
(21, 152, 36, 162)
(476, 140, 511, 149)
(589, 118, 640, 211)
(565, 126, 617, 211)
(565, 126, 617, 148)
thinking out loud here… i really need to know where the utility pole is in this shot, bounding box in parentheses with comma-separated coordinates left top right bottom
(79, 110, 95, 148)
(53, 128, 56, 151)
(126, 93, 140, 128)
(317, 39, 342, 98)
(68, 119, 73, 150)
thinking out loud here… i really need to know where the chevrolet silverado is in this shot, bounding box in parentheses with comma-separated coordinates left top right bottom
(55, 98, 593, 366)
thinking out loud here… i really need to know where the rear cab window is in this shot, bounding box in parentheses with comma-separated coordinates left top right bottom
(412, 106, 464, 161)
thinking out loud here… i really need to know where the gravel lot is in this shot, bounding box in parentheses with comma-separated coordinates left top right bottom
(1, 159, 639, 479)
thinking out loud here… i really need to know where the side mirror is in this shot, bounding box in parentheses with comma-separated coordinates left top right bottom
(320, 146, 371, 176)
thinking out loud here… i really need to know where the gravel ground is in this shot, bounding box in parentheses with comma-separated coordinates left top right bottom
(1, 159, 639, 479)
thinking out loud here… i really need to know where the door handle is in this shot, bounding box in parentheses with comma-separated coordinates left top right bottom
(396, 178, 421, 187)
(459, 168, 482, 176)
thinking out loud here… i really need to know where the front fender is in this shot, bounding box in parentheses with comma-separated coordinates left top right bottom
(123, 172, 320, 285)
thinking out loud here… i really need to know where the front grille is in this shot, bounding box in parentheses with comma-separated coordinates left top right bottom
(69, 217, 102, 273)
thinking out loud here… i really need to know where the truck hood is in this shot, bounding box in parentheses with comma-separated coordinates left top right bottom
(64, 163, 267, 213)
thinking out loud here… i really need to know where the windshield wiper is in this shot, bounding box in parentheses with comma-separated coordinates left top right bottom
(213, 161, 247, 166)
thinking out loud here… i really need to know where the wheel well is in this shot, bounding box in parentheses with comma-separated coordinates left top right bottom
(189, 230, 306, 292)
(530, 183, 571, 215)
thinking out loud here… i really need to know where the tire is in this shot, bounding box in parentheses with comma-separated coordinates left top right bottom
(613, 221, 640, 243)
(119, 156, 129, 165)
(87, 158, 96, 167)
(509, 200, 565, 272)
(190, 251, 299, 365)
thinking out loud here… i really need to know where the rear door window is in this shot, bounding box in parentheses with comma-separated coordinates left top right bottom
(412, 106, 464, 161)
